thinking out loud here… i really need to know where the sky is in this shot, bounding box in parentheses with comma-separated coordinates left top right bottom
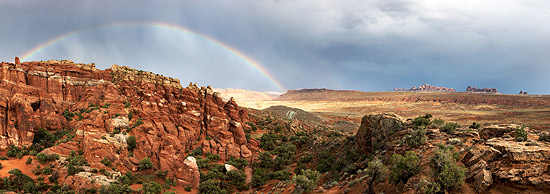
(1, 0, 549, 94)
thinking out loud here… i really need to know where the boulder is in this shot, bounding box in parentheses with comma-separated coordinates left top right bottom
(479, 124, 519, 139)
(179, 156, 200, 188)
(356, 113, 405, 153)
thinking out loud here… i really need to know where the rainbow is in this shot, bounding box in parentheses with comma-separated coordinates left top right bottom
(20, 22, 286, 91)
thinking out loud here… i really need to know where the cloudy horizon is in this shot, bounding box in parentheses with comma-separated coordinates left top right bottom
(1, 0, 549, 94)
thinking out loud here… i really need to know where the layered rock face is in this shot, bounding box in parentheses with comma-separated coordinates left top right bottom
(0, 59, 256, 188)
(464, 124, 550, 192)
(394, 83, 456, 92)
(466, 86, 498, 93)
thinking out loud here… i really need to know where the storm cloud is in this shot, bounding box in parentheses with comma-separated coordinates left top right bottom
(1, 0, 549, 93)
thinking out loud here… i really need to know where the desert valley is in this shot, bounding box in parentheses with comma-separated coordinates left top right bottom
(0, 59, 548, 194)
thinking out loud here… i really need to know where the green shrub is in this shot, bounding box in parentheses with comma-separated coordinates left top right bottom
(412, 114, 432, 127)
(405, 128, 427, 148)
(26, 157, 32, 164)
(206, 153, 220, 162)
(316, 151, 336, 173)
(141, 181, 162, 194)
(100, 157, 112, 167)
(256, 152, 273, 168)
(299, 155, 314, 163)
(227, 157, 248, 170)
(139, 158, 154, 170)
(226, 170, 247, 190)
(67, 164, 84, 175)
(469, 122, 481, 129)
(429, 144, 465, 192)
(390, 151, 421, 184)
(184, 186, 192, 191)
(293, 169, 320, 193)
(440, 123, 460, 134)
(63, 110, 75, 121)
(539, 133, 550, 142)
(199, 179, 226, 194)
(365, 158, 388, 194)
(259, 133, 278, 150)
(251, 168, 267, 188)
(266, 170, 291, 181)
(433, 118, 445, 126)
(127, 136, 136, 151)
(515, 124, 528, 142)
(36, 153, 59, 164)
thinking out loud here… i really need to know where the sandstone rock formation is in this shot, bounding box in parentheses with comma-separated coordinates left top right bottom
(463, 124, 550, 192)
(466, 86, 498, 93)
(0, 60, 257, 189)
(355, 113, 405, 153)
(394, 83, 456, 92)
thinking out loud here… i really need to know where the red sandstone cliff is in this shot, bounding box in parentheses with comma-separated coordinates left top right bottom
(0, 59, 257, 189)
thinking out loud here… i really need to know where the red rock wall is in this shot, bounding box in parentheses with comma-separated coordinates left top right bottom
(0, 60, 256, 187)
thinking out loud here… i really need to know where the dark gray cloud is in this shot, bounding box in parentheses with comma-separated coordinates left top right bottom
(1, 0, 549, 93)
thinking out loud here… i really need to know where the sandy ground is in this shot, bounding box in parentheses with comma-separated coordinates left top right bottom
(0, 156, 36, 178)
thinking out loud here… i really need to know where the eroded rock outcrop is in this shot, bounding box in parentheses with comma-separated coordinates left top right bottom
(0, 59, 257, 189)
(463, 125, 550, 192)
(356, 113, 405, 153)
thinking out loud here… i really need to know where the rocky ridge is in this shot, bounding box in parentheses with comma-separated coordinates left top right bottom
(354, 113, 550, 193)
(0, 59, 258, 190)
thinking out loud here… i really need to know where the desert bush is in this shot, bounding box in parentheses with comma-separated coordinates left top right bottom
(199, 179, 226, 194)
(259, 133, 278, 150)
(515, 124, 528, 142)
(412, 114, 433, 127)
(139, 158, 154, 170)
(433, 118, 445, 126)
(226, 170, 247, 190)
(439, 123, 460, 134)
(206, 153, 220, 162)
(365, 158, 388, 194)
(419, 179, 441, 194)
(36, 153, 59, 164)
(293, 169, 321, 194)
(316, 151, 336, 173)
(100, 157, 112, 167)
(227, 157, 248, 170)
(266, 170, 292, 181)
(251, 168, 267, 188)
(539, 133, 550, 142)
(405, 128, 427, 148)
(141, 181, 162, 194)
(256, 152, 273, 168)
(127, 136, 136, 152)
(390, 151, 421, 185)
(430, 144, 465, 192)
(469, 122, 481, 129)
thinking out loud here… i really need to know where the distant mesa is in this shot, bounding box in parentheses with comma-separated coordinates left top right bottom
(394, 83, 456, 92)
(466, 86, 498, 93)
(519, 91, 528, 95)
